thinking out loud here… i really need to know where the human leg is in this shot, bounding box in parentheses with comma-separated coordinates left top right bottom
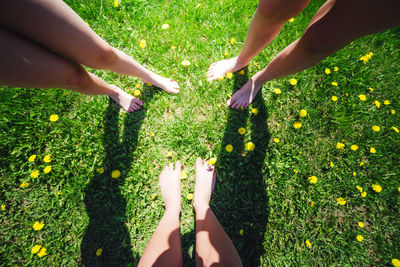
(193, 158, 243, 267)
(0, 0, 180, 94)
(0, 27, 142, 112)
(206, 0, 310, 82)
(227, 0, 400, 108)
(138, 162, 183, 267)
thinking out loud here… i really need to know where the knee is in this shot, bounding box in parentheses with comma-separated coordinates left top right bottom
(257, 0, 307, 22)
(85, 45, 117, 70)
(65, 64, 88, 89)
(298, 27, 339, 58)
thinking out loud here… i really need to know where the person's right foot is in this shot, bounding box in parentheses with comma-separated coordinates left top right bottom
(109, 85, 143, 112)
(193, 158, 216, 209)
(206, 56, 248, 82)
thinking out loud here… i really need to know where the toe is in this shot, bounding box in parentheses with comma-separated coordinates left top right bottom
(175, 161, 182, 171)
(196, 157, 203, 168)
(169, 162, 173, 170)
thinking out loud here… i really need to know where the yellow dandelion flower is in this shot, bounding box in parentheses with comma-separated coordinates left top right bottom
(392, 126, 399, 133)
(358, 222, 364, 228)
(226, 72, 233, 79)
(288, 17, 294, 22)
(325, 68, 331, 74)
(374, 100, 381, 108)
(180, 170, 187, 179)
(43, 155, 51, 163)
(356, 235, 363, 242)
(186, 193, 193, 200)
(133, 89, 141, 97)
(111, 170, 121, 179)
(33, 221, 45, 231)
(28, 155, 37, 162)
(289, 78, 297, 85)
(239, 69, 245, 75)
(147, 83, 152, 86)
(383, 100, 390, 105)
(238, 127, 246, 135)
(361, 191, 367, 197)
(113, 0, 119, 7)
(336, 142, 345, 149)
(360, 56, 368, 63)
(391, 109, 396, 114)
(334, 66, 339, 71)
(239, 229, 243, 235)
(305, 239, 311, 248)
(330, 161, 334, 167)
(151, 193, 157, 200)
(20, 182, 29, 188)
(331, 96, 338, 102)
(230, 38, 235, 45)
(224, 51, 229, 57)
(32, 245, 42, 254)
(161, 23, 169, 30)
(251, 108, 258, 115)
(208, 158, 217, 165)
(56, 191, 61, 196)
(337, 197, 346, 205)
(273, 138, 280, 143)
(358, 94, 367, 101)
(139, 39, 146, 49)
(299, 109, 307, 118)
(356, 185, 363, 192)
(359, 161, 364, 167)
(308, 176, 317, 184)
(371, 184, 382, 193)
(97, 167, 104, 174)
(366, 52, 373, 59)
(372, 125, 380, 132)
(350, 145, 359, 151)
(310, 201, 314, 207)
(31, 170, 39, 178)
(392, 259, 400, 267)
(331, 82, 338, 86)
(49, 114, 59, 122)
(352, 172, 356, 176)
(1, 204, 5, 211)
(181, 60, 190, 66)
(96, 248, 103, 256)
(293, 169, 298, 174)
(135, 83, 141, 88)
(250, 223, 253, 227)
(245, 142, 255, 151)
(43, 166, 52, 174)
(226, 144, 233, 153)
(370, 147, 376, 154)
(167, 151, 173, 158)
(273, 88, 282, 94)
(293, 122, 302, 129)
(37, 247, 47, 258)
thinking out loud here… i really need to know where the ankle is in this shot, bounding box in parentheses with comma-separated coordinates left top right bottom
(193, 201, 209, 213)
(235, 55, 250, 68)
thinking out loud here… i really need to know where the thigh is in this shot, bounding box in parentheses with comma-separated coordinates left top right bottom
(299, 0, 400, 54)
(0, 0, 111, 68)
(258, 0, 311, 21)
(0, 27, 82, 89)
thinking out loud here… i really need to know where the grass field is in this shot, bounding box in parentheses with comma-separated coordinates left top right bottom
(1, 0, 400, 266)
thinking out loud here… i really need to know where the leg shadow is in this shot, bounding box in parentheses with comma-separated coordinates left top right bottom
(81, 88, 157, 266)
(212, 70, 270, 267)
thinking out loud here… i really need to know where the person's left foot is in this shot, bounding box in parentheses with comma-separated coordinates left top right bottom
(227, 77, 263, 109)
(159, 162, 182, 212)
(144, 74, 180, 94)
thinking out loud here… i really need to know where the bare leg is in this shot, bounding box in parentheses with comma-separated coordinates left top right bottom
(194, 158, 243, 267)
(138, 162, 182, 267)
(207, 0, 310, 82)
(0, 0, 180, 94)
(0, 27, 142, 112)
(228, 0, 400, 108)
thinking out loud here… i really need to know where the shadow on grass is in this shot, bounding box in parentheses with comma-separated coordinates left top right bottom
(180, 71, 270, 266)
(212, 71, 270, 266)
(81, 87, 157, 266)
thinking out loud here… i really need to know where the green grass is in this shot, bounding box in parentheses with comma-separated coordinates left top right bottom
(1, 0, 400, 266)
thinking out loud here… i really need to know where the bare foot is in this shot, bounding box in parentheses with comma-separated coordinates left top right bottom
(144, 74, 180, 94)
(159, 162, 182, 212)
(193, 158, 216, 209)
(227, 76, 263, 109)
(109, 85, 143, 112)
(206, 56, 248, 83)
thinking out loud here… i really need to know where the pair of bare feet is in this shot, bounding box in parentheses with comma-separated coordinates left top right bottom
(207, 56, 263, 109)
(110, 74, 180, 112)
(159, 158, 216, 213)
